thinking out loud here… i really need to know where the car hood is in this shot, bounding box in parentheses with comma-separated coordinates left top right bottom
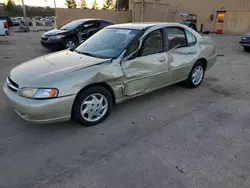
(43, 29, 68, 36)
(9, 50, 110, 87)
(243, 33, 250, 37)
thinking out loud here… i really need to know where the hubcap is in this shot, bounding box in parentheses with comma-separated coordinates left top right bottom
(192, 65, 204, 85)
(66, 40, 76, 49)
(80, 93, 108, 122)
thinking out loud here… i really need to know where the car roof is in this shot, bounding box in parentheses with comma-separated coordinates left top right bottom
(73, 18, 113, 23)
(106, 22, 183, 30)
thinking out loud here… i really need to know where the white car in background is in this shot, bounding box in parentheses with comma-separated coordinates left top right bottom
(0, 16, 9, 36)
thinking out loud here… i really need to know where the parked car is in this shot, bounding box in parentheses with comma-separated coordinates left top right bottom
(11, 17, 20, 26)
(239, 33, 250, 52)
(0, 16, 10, 36)
(41, 19, 113, 50)
(3, 23, 217, 126)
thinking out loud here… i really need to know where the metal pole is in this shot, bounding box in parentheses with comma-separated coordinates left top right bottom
(21, 0, 29, 32)
(54, 0, 57, 28)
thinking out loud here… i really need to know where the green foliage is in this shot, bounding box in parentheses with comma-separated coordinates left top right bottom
(65, 0, 77, 9)
(102, 0, 115, 10)
(80, 0, 87, 9)
(91, 0, 99, 10)
(6, 0, 15, 12)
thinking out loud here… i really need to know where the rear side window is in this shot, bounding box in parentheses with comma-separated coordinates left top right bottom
(0, 16, 6, 20)
(167, 27, 187, 50)
(185, 29, 196, 46)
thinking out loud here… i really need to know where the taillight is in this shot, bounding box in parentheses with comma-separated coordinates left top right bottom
(4, 22, 8, 29)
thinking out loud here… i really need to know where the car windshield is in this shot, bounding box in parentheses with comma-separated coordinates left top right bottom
(60, 20, 83, 30)
(75, 28, 140, 59)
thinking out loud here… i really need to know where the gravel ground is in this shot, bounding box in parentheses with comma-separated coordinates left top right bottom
(0, 32, 250, 188)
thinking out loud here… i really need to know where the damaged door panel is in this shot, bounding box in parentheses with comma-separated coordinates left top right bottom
(167, 27, 198, 82)
(122, 29, 169, 96)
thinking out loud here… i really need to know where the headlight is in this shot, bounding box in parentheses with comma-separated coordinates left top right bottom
(19, 88, 59, 99)
(48, 35, 65, 40)
(242, 36, 247, 40)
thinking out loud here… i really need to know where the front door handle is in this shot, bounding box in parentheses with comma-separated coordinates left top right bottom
(158, 57, 166, 62)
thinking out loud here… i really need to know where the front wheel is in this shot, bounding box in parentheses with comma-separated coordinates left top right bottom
(72, 86, 113, 126)
(65, 38, 78, 49)
(186, 61, 205, 88)
(244, 46, 250, 52)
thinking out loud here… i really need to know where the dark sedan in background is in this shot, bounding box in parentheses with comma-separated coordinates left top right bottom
(239, 33, 250, 52)
(41, 19, 113, 51)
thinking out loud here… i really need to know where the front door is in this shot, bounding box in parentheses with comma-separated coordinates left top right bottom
(122, 29, 170, 96)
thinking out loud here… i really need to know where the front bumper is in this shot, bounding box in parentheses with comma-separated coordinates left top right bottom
(41, 39, 64, 50)
(3, 83, 76, 124)
(239, 41, 250, 47)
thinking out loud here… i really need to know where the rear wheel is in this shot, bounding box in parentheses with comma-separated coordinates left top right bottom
(72, 86, 113, 126)
(186, 61, 205, 88)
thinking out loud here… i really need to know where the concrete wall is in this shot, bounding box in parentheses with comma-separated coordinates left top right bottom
(56, 8, 132, 27)
(129, 0, 250, 33)
(224, 11, 250, 34)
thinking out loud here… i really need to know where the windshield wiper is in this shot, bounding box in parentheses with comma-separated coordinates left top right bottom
(74, 50, 100, 58)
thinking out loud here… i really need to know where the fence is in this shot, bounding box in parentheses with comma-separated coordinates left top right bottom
(132, 0, 171, 22)
(55, 8, 132, 27)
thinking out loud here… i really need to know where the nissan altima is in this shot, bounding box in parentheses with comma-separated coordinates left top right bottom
(3, 22, 217, 126)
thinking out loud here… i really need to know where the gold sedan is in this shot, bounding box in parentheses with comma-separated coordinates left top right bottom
(3, 23, 217, 126)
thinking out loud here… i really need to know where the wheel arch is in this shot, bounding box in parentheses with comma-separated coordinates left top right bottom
(71, 82, 116, 119)
(197, 58, 207, 70)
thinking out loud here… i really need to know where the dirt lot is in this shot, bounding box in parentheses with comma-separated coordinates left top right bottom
(0, 32, 250, 188)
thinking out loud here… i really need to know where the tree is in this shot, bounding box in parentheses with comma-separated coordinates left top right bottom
(117, 0, 129, 11)
(102, 0, 115, 10)
(6, 0, 15, 12)
(80, 0, 87, 9)
(65, 0, 77, 9)
(91, 0, 99, 10)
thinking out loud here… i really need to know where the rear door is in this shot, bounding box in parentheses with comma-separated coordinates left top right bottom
(166, 27, 198, 82)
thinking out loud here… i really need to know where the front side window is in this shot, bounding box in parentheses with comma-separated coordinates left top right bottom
(60, 20, 83, 30)
(185, 30, 196, 45)
(167, 27, 187, 50)
(139, 30, 163, 57)
(75, 28, 140, 59)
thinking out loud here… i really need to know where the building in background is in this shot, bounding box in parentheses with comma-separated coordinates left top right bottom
(129, 0, 250, 34)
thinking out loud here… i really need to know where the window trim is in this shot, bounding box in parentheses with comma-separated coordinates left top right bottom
(137, 28, 164, 57)
(165, 26, 189, 51)
(185, 29, 197, 46)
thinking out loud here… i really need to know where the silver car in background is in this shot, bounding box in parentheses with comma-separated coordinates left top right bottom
(3, 23, 217, 126)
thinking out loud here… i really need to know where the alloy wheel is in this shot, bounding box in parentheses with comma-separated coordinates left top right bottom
(80, 93, 108, 122)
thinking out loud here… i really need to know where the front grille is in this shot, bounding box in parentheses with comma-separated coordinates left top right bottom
(7, 77, 19, 92)
(42, 37, 49, 41)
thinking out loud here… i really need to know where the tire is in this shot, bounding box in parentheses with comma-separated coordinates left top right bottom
(72, 86, 113, 126)
(244, 46, 250, 52)
(186, 61, 205, 88)
(64, 38, 78, 49)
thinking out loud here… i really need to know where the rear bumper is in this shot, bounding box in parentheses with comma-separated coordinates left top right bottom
(41, 39, 64, 50)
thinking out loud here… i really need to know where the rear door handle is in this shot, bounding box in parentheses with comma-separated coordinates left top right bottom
(158, 57, 166, 62)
